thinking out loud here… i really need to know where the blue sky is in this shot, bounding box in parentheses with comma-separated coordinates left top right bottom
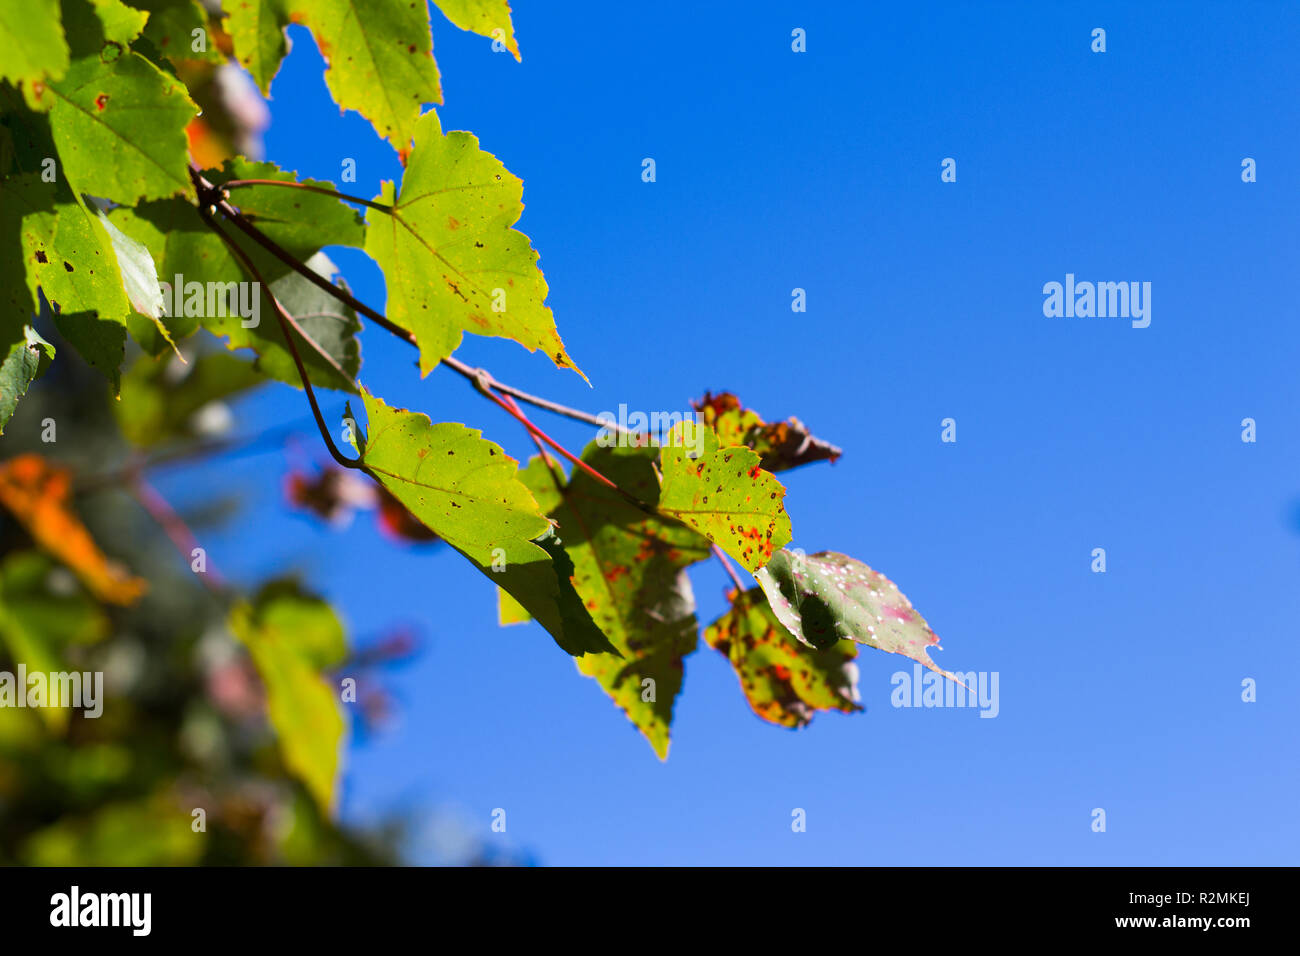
(160, 1, 1299, 864)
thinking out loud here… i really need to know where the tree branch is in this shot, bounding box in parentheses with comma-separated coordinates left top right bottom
(190, 165, 632, 437)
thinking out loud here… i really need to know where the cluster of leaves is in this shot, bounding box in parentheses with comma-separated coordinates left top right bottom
(1, 0, 963, 831)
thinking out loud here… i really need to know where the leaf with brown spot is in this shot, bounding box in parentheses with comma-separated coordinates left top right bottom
(705, 587, 860, 728)
(0, 454, 146, 605)
(657, 421, 791, 573)
(693, 391, 842, 472)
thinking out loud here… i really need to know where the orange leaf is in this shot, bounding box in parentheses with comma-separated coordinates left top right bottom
(0, 455, 146, 605)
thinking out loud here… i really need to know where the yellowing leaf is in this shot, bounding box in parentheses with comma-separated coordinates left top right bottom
(0, 454, 146, 605)
(365, 110, 583, 378)
(434, 0, 520, 60)
(705, 587, 860, 729)
(290, 0, 442, 157)
(657, 421, 792, 573)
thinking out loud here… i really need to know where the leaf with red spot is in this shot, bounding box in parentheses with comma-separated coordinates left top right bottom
(755, 549, 964, 685)
(657, 421, 792, 573)
(39, 0, 197, 203)
(705, 587, 861, 728)
(693, 391, 842, 473)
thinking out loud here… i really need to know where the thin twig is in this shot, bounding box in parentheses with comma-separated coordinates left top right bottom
(221, 178, 393, 213)
(201, 209, 361, 470)
(711, 544, 747, 593)
(129, 475, 224, 593)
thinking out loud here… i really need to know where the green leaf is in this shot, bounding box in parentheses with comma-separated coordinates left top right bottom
(93, 204, 164, 319)
(40, 0, 197, 203)
(755, 549, 964, 684)
(213, 158, 366, 254)
(291, 0, 443, 156)
(434, 0, 520, 59)
(230, 581, 348, 815)
(0, 327, 54, 433)
(704, 586, 860, 729)
(225, 0, 290, 95)
(553, 443, 712, 758)
(364, 110, 583, 378)
(115, 350, 264, 446)
(353, 389, 614, 656)
(3, 175, 129, 320)
(0, 0, 71, 98)
(494, 455, 561, 624)
(92, 201, 180, 356)
(0, 172, 139, 387)
(82, 0, 149, 46)
(657, 421, 792, 573)
(128, 0, 223, 65)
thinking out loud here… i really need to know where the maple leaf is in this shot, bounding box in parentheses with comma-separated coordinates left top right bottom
(364, 110, 583, 379)
(352, 389, 614, 656)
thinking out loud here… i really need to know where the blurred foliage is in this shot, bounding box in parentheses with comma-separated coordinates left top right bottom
(0, 326, 397, 864)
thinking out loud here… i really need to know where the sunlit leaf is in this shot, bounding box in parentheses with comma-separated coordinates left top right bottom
(657, 421, 791, 573)
(291, 0, 443, 157)
(434, 0, 520, 60)
(224, 0, 291, 95)
(365, 110, 583, 378)
(354, 390, 614, 656)
(0, 0, 70, 101)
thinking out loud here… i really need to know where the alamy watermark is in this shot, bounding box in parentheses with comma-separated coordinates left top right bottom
(595, 404, 706, 456)
(1042, 273, 1151, 328)
(160, 274, 260, 328)
(891, 664, 999, 718)
(0, 666, 103, 717)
